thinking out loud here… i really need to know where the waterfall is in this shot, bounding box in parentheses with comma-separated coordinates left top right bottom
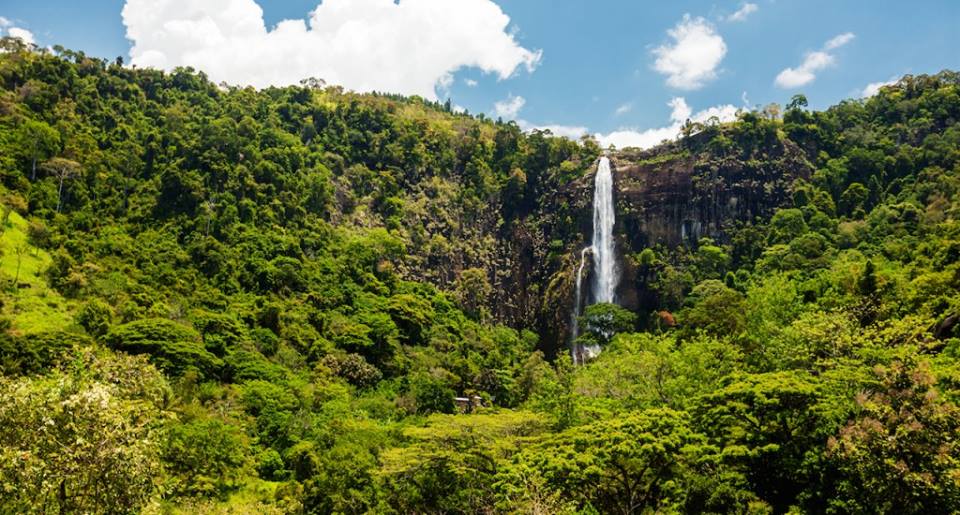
(570, 247, 591, 343)
(571, 156, 618, 363)
(591, 156, 618, 304)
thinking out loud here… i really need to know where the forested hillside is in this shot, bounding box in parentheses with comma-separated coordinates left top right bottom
(1, 37, 959, 513)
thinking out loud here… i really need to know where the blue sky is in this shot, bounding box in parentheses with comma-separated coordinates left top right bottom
(1, 0, 958, 147)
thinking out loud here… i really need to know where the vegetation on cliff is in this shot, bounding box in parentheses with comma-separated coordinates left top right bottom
(1, 38, 959, 513)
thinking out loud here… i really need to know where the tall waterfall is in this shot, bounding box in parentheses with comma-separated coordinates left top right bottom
(591, 156, 618, 304)
(571, 156, 619, 363)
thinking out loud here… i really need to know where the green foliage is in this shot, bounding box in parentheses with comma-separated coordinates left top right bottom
(827, 359, 960, 513)
(768, 208, 809, 244)
(694, 372, 833, 511)
(0, 348, 169, 514)
(163, 417, 250, 499)
(0, 330, 89, 375)
(576, 302, 637, 347)
(576, 333, 743, 411)
(502, 408, 716, 514)
(410, 373, 456, 415)
(76, 298, 113, 337)
(378, 411, 547, 513)
(0, 44, 958, 514)
(678, 279, 746, 337)
(106, 318, 223, 378)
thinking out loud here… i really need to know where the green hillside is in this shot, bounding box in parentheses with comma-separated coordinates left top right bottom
(0, 39, 959, 513)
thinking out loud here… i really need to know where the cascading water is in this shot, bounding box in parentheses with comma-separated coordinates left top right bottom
(571, 156, 619, 363)
(590, 156, 618, 304)
(570, 247, 591, 343)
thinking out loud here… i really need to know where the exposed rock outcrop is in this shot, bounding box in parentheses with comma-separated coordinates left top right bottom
(522, 135, 814, 354)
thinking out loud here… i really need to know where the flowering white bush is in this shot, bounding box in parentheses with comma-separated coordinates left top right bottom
(0, 348, 170, 513)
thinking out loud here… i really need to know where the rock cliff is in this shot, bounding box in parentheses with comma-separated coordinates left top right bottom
(511, 133, 814, 354)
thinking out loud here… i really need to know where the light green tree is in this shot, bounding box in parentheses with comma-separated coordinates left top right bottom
(0, 349, 170, 514)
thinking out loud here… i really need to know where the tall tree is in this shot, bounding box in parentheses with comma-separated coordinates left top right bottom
(17, 119, 60, 181)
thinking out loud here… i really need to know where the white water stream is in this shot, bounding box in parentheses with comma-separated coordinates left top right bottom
(571, 156, 619, 363)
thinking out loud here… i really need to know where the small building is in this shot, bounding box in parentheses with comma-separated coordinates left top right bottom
(453, 395, 484, 414)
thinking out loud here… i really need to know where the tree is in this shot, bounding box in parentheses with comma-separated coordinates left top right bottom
(76, 299, 113, 337)
(378, 411, 548, 513)
(455, 268, 492, 321)
(768, 208, 809, 244)
(13, 244, 27, 286)
(162, 418, 250, 498)
(695, 238, 731, 279)
(105, 318, 223, 378)
(17, 119, 60, 181)
(787, 94, 809, 111)
(411, 373, 456, 415)
(40, 157, 80, 213)
(0, 349, 168, 514)
(694, 372, 830, 512)
(678, 280, 746, 337)
(526, 354, 579, 430)
(576, 303, 637, 346)
(827, 359, 960, 513)
(840, 182, 869, 216)
(504, 408, 713, 514)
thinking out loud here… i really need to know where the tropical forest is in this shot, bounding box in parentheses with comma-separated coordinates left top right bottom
(0, 7, 959, 513)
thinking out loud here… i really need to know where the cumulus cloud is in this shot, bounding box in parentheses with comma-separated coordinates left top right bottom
(121, 0, 541, 99)
(775, 32, 854, 89)
(6, 27, 35, 45)
(522, 122, 588, 139)
(861, 78, 898, 97)
(464, 78, 478, 87)
(614, 103, 633, 116)
(491, 94, 587, 138)
(596, 97, 739, 149)
(652, 14, 727, 90)
(726, 3, 758, 22)
(0, 17, 36, 46)
(775, 51, 834, 88)
(494, 94, 525, 119)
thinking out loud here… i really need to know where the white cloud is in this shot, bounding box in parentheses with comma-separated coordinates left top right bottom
(521, 122, 588, 139)
(122, 0, 541, 100)
(0, 17, 11, 28)
(861, 78, 898, 97)
(774, 32, 854, 89)
(652, 14, 727, 90)
(726, 3, 758, 22)
(7, 27, 34, 45)
(775, 51, 833, 88)
(493, 94, 587, 138)
(464, 78, 478, 87)
(614, 102, 633, 116)
(825, 32, 855, 50)
(493, 94, 525, 119)
(595, 97, 739, 149)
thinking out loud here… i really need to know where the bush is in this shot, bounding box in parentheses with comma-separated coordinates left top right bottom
(411, 374, 456, 414)
(105, 318, 223, 378)
(77, 299, 113, 337)
(162, 418, 250, 499)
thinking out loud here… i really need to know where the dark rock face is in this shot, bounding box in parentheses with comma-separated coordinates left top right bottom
(411, 134, 815, 357)
(503, 136, 814, 355)
(614, 139, 812, 249)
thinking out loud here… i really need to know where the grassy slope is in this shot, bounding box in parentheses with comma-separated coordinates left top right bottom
(0, 209, 73, 334)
